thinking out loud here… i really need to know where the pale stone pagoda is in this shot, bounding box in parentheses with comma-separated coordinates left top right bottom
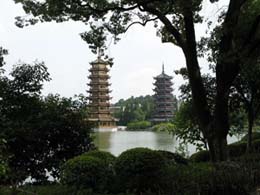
(87, 54, 117, 130)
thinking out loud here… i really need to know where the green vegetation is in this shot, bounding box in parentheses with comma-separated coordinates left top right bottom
(113, 96, 155, 126)
(126, 121, 151, 130)
(14, 0, 260, 161)
(151, 122, 175, 132)
(61, 154, 113, 192)
(1, 0, 260, 194)
(190, 139, 260, 163)
(113, 95, 178, 127)
(0, 59, 94, 185)
(114, 148, 167, 193)
(1, 148, 260, 195)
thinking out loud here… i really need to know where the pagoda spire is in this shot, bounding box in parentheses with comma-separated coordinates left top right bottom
(162, 63, 165, 74)
(97, 47, 103, 59)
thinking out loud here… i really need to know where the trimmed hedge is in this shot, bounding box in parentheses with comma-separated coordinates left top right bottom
(83, 150, 116, 165)
(61, 153, 113, 192)
(157, 150, 188, 165)
(190, 150, 211, 162)
(164, 162, 251, 195)
(190, 139, 260, 162)
(114, 148, 167, 193)
(126, 121, 151, 130)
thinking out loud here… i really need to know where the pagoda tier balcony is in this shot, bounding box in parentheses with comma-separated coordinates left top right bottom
(89, 110, 111, 114)
(154, 78, 173, 83)
(89, 102, 110, 107)
(154, 94, 173, 98)
(88, 75, 110, 79)
(155, 100, 174, 103)
(87, 95, 112, 100)
(153, 88, 173, 93)
(88, 93, 112, 97)
(87, 89, 112, 93)
(155, 105, 174, 109)
(153, 84, 173, 88)
(88, 82, 111, 86)
(153, 80, 173, 84)
(89, 67, 109, 72)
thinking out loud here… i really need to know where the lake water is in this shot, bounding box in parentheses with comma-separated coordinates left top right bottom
(94, 130, 242, 156)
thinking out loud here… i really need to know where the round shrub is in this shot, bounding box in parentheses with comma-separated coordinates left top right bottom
(83, 150, 116, 165)
(157, 150, 188, 165)
(61, 154, 112, 192)
(190, 150, 210, 162)
(114, 147, 167, 193)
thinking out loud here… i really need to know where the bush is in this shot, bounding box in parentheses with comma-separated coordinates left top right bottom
(114, 148, 167, 193)
(83, 150, 116, 165)
(190, 150, 210, 162)
(0, 184, 127, 195)
(157, 150, 188, 165)
(241, 132, 260, 142)
(228, 141, 247, 158)
(61, 154, 113, 192)
(126, 121, 151, 130)
(190, 140, 257, 162)
(165, 162, 251, 195)
(151, 122, 175, 132)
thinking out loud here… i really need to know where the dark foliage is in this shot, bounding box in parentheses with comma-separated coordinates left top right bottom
(61, 154, 113, 193)
(114, 148, 167, 193)
(0, 62, 94, 184)
(157, 150, 188, 165)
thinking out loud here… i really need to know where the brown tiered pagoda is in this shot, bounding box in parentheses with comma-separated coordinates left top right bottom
(151, 64, 175, 123)
(87, 55, 117, 129)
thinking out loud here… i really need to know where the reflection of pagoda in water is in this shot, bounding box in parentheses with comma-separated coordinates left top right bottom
(87, 54, 117, 129)
(151, 64, 174, 123)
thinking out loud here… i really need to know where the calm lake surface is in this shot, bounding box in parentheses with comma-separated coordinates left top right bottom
(94, 130, 242, 156)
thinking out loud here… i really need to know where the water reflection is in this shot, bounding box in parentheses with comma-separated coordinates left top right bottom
(94, 131, 178, 156)
(94, 131, 243, 156)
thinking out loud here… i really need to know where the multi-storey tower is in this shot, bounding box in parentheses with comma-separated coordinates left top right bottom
(87, 55, 117, 129)
(151, 64, 174, 123)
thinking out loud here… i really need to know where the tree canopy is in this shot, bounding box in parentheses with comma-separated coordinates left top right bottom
(0, 60, 94, 184)
(13, 0, 260, 161)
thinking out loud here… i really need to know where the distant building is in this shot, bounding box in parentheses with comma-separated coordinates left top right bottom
(151, 64, 175, 123)
(87, 55, 117, 129)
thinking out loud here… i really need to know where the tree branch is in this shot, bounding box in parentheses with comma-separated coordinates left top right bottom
(124, 17, 159, 32)
(141, 4, 185, 49)
(83, 0, 160, 15)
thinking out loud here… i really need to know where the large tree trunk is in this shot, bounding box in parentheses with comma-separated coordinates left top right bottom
(208, 134, 228, 162)
(182, 5, 230, 161)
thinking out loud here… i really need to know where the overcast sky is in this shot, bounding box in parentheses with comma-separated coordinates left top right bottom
(0, 0, 228, 103)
